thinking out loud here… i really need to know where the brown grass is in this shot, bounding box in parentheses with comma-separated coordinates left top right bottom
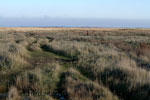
(1, 28, 150, 100)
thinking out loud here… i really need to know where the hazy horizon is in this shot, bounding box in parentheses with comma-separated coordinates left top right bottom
(1, 0, 150, 28)
(1, 17, 150, 28)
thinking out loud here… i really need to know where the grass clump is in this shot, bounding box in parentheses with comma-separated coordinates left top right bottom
(55, 68, 119, 100)
(2, 28, 150, 100)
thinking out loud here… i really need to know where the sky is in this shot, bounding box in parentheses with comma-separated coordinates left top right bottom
(0, 0, 150, 27)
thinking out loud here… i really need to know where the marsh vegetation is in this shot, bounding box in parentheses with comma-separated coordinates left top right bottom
(1, 28, 150, 100)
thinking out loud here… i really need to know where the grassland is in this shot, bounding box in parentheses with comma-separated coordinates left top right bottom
(1, 28, 150, 100)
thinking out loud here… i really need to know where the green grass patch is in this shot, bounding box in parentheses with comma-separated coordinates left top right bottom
(29, 50, 70, 60)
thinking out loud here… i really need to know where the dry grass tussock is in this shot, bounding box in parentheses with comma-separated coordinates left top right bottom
(1, 28, 150, 100)
(0, 31, 29, 70)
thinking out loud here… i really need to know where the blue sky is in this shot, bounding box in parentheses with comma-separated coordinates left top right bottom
(0, 0, 150, 27)
(1, 0, 150, 19)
